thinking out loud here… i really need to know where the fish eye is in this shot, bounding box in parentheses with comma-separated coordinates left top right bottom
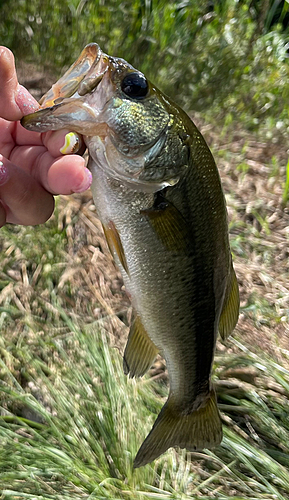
(121, 72, 149, 100)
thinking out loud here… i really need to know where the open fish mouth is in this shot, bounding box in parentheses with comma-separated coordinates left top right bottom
(21, 43, 112, 135)
(40, 43, 107, 105)
(21, 43, 173, 190)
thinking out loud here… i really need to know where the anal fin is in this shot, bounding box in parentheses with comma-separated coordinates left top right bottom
(219, 261, 239, 340)
(123, 313, 159, 378)
(134, 389, 222, 468)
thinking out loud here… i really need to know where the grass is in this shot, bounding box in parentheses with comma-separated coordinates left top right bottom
(3, 0, 289, 140)
(1, 1, 289, 493)
(2, 311, 289, 499)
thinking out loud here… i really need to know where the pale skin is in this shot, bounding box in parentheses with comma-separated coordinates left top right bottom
(0, 46, 91, 227)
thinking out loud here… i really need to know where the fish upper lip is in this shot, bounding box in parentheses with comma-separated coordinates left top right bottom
(78, 56, 110, 96)
(39, 43, 102, 107)
(38, 44, 110, 108)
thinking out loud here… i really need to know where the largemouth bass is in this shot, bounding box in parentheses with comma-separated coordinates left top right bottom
(21, 43, 239, 468)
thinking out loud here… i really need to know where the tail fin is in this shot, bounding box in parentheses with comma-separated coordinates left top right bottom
(134, 389, 222, 468)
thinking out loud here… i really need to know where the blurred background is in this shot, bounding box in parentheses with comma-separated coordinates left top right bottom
(1, 1, 289, 499)
(2, 0, 289, 138)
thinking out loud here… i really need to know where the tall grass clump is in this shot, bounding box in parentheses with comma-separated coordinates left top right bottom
(2, 305, 289, 499)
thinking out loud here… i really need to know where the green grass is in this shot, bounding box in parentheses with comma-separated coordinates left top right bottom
(0, 118, 289, 498)
(2, 298, 289, 499)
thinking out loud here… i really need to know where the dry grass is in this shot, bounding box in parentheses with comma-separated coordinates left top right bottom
(202, 120, 289, 359)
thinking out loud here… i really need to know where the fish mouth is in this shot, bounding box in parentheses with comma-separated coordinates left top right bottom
(40, 43, 119, 105)
(21, 43, 112, 135)
(39, 43, 102, 107)
(21, 44, 172, 191)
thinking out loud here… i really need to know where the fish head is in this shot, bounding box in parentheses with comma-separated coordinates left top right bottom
(21, 44, 190, 191)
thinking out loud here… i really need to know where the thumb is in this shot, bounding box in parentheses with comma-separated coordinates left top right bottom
(0, 47, 39, 120)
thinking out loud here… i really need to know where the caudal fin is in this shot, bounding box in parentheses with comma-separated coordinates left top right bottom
(134, 389, 222, 468)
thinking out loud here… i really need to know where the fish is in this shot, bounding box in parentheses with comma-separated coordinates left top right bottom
(21, 43, 239, 468)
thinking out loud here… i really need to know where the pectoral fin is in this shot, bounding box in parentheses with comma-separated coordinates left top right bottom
(123, 313, 159, 378)
(219, 262, 239, 340)
(141, 196, 189, 252)
(102, 221, 129, 275)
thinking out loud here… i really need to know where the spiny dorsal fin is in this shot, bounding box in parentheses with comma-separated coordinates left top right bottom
(123, 313, 159, 378)
(134, 389, 222, 468)
(219, 262, 239, 340)
(141, 196, 189, 252)
(102, 220, 129, 275)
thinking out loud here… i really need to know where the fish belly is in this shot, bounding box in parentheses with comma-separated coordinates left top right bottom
(90, 160, 225, 401)
(90, 160, 227, 466)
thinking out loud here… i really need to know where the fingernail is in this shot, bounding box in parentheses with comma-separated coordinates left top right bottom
(0, 158, 10, 186)
(16, 85, 39, 115)
(60, 132, 82, 154)
(73, 168, 92, 193)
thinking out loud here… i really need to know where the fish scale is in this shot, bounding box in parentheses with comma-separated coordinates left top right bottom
(21, 42, 239, 468)
(90, 158, 221, 405)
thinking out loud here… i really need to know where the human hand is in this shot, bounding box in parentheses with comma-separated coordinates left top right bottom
(0, 46, 91, 227)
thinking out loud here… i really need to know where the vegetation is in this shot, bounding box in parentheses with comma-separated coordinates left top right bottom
(1, 0, 289, 498)
(2, 315, 289, 499)
(1, 0, 289, 135)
